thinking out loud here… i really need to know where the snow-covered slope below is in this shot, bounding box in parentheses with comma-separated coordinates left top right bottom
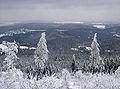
(0, 69, 120, 89)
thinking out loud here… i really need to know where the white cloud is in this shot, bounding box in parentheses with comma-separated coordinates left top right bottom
(0, 0, 120, 22)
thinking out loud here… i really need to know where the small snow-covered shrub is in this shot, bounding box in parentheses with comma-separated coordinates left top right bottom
(37, 76, 63, 89)
(0, 68, 63, 89)
(61, 69, 71, 81)
(115, 66, 120, 78)
(61, 69, 72, 89)
(73, 70, 120, 89)
(0, 68, 120, 89)
(0, 68, 31, 89)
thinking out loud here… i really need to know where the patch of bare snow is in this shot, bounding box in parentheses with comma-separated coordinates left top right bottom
(113, 34, 120, 37)
(93, 25, 106, 29)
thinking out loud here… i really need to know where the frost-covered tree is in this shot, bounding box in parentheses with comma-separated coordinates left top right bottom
(0, 41, 30, 89)
(89, 33, 104, 73)
(34, 32, 49, 69)
(2, 41, 18, 71)
(33, 32, 50, 80)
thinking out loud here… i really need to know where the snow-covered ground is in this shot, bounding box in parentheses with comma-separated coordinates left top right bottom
(0, 44, 36, 51)
(93, 25, 106, 29)
(0, 68, 120, 89)
(78, 45, 92, 51)
(71, 48, 79, 51)
(71, 47, 91, 51)
(19, 46, 29, 49)
(113, 34, 120, 38)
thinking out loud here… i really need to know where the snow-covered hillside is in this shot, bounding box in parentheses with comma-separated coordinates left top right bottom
(0, 43, 36, 53)
(0, 28, 29, 38)
(0, 28, 46, 38)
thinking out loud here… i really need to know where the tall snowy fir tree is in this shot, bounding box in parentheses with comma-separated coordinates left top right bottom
(89, 33, 104, 73)
(33, 32, 49, 79)
(34, 32, 49, 69)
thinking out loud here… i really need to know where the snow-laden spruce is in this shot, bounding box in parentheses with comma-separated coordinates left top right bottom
(2, 41, 18, 71)
(34, 32, 49, 69)
(89, 33, 104, 73)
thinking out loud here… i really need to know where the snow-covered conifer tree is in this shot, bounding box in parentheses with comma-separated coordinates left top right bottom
(34, 32, 49, 69)
(3, 41, 18, 71)
(0, 41, 35, 89)
(89, 33, 104, 73)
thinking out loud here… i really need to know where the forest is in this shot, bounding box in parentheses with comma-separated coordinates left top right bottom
(0, 32, 120, 89)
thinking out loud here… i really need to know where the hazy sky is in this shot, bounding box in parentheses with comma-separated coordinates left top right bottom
(0, 0, 120, 23)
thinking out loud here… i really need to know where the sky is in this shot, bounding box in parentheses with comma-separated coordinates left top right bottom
(0, 0, 120, 23)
